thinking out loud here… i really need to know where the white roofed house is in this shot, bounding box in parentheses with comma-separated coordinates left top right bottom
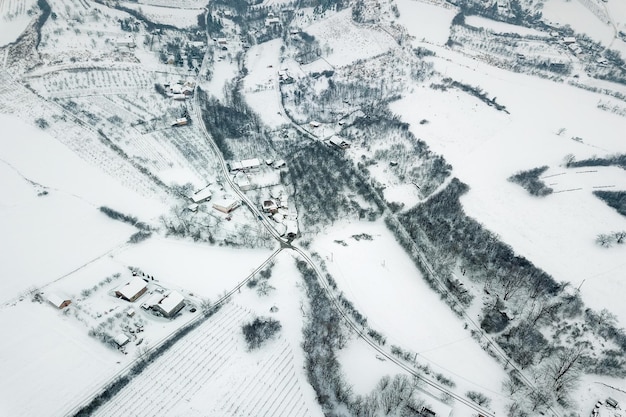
(241, 158, 261, 171)
(115, 277, 148, 302)
(213, 198, 240, 214)
(154, 291, 185, 318)
(47, 293, 71, 309)
(191, 187, 212, 204)
(114, 333, 130, 348)
(329, 135, 350, 150)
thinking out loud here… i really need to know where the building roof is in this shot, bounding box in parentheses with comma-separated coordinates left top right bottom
(114, 333, 130, 346)
(241, 158, 261, 169)
(47, 293, 69, 308)
(191, 187, 212, 203)
(117, 277, 147, 301)
(158, 291, 185, 315)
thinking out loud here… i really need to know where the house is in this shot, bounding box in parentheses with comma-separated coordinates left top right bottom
(329, 136, 350, 150)
(167, 54, 176, 65)
(154, 291, 185, 318)
(563, 36, 576, 45)
(191, 187, 212, 204)
(284, 220, 298, 239)
(607, 397, 619, 408)
(172, 94, 187, 101)
(241, 158, 261, 171)
(309, 121, 320, 128)
(114, 333, 130, 347)
(273, 159, 286, 169)
(213, 198, 240, 213)
(187, 203, 199, 212)
(126, 308, 136, 317)
(265, 16, 280, 26)
(115, 277, 148, 302)
(171, 117, 188, 127)
(47, 294, 71, 309)
(262, 199, 278, 213)
(235, 175, 252, 191)
(116, 36, 135, 48)
(265, 159, 274, 166)
(217, 37, 228, 46)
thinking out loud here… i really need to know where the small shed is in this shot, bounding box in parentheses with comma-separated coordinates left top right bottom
(171, 117, 188, 127)
(114, 333, 130, 347)
(47, 294, 71, 309)
(115, 277, 148, 302)
(274, 159, 286, 169)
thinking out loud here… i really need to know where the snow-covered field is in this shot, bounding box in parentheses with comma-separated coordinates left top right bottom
(312, 221, 509, 406)
(391, 49, 626, 325)
(542, 0, 615, 45)
(0, 0, 36, 47)
(0, 300, 127, 417)
(305, 8, 397, 67)
(120, 2, 202, 29)
(243, 39, 288, 129)
(113, 237, 275, 299)
(395, 0, 455, 45)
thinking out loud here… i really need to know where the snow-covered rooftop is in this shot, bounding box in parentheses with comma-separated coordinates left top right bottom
(117, 277, 147, 301)
(157, 291, 185, 315)
(191, 187, 212, 203)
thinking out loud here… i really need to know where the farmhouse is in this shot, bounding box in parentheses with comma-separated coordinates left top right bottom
(47, 293, 71, 309)
(213, 198, 240, 213)
(115, 36, 136, 48)
(562, 36, 576, 45)
(115, 277, 148, 302)
(154, 291, 185, 318)
(309, 121, 321, 128)
(329, 136, 350, 150)
(191, 187, 212, 204)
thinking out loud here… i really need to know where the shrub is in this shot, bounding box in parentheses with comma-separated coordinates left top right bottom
(241, 317, 281, 350)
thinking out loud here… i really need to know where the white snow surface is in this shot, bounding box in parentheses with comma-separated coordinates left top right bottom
(312, 220, 509, 397)
(243, 39, 288, 129)
(305, 8, 397, 67)
(542, 0, 615, 45)
(391, 49, 626, 324)
(395, 0, 456, 45)
(0, 0, 36, 47)
(113, 237, 274, 299)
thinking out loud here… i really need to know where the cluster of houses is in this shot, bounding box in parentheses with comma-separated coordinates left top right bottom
(115, 276, 187, 320)
(278, 69, 294, 84)
(187, 185, 241, 215)
(163, 78, 195, 101)
(262, 191, 298, 239)
(562, 36, 583, 55)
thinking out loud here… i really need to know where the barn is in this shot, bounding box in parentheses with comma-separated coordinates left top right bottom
(115, 277, 148, 302)
(46, 294, 71, 309)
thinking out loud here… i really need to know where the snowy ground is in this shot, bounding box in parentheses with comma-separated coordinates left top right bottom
(395, 0, 455, 45)
(0, 0, 36, 47)
(390, 48, 626, 326)
(120, 2, 202, 29)
(542, 0, 615, 45)
(0, 299, 132, 417)
(243, 39, 288, 129)
(112, 237, 275, 299)
(312, 220, 510, 413)
(305, 8, 397, 67)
